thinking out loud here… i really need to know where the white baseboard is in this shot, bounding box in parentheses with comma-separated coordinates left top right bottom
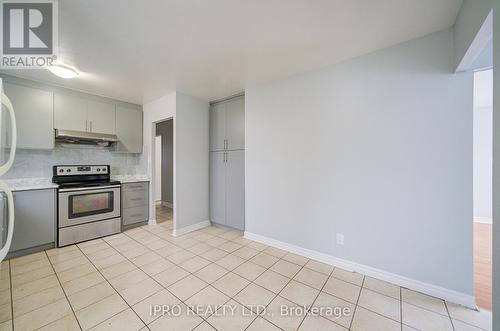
(162, 201, 173, 208)
(244, 231, 476, 309)
(473, 217, 492, 224)
(173, 220, 210, 237)
(148, 219, 157, 225)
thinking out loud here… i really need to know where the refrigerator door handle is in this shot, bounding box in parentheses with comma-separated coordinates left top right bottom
(0, 93, 16, 177)
(0, 181, 14, 261)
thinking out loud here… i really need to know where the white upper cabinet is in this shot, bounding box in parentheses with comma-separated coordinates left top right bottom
(115, 105, 142, 153)
(87, 101, 116, 134)
(54, 93, 88, 132)
(4, 83, 55, 150)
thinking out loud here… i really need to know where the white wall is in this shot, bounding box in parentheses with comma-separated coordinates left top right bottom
(473, 69, 493, 222)
(245, 29, 473, 300)
(143, 92, 176, 223)
(174, 93, 209, 231)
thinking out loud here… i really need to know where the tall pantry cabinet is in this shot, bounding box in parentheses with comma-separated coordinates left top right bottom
(209, 95, 245, 231)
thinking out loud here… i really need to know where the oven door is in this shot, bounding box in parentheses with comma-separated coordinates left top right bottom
(58, 185, 120, 227)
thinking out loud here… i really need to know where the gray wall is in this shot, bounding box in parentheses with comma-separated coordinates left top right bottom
(175, 92, 209, 230)
(492, 0, 499, 326)
(156, 120, 173, 205)
(245, 29, 473, 295)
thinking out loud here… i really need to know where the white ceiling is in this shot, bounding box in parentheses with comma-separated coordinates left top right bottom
(1, 0, 463, 104)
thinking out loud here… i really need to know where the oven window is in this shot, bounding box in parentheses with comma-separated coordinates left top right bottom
(69, 192, 114, 219)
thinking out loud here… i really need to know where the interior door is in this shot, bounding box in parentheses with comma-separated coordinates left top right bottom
(209, 102, 226, 151)
(225, 96, 245, 150)
(210, 151, 226, 225)
(87, 101, 116, 134)
(225, 150, 245, 231)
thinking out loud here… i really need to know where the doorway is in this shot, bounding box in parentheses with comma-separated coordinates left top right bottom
(155, 119, 174, 225)
(473, 68, 493, 310)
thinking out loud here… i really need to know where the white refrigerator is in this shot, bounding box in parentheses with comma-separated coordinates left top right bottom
(0, 78, 17, 262)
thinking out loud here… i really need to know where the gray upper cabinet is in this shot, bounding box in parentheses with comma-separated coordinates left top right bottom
(225, 96, 245, 150)
(3, 83, 54, 149)
(87, 101, 116, 134)
(209, 102, 226, 151)
(115, 105, 143, 153)
(55, 94, 119, 135)
(54, 93, 88, 132)
(209, 95, 244, 152)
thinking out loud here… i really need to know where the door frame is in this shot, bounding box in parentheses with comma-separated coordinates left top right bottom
(149, 116, 175, 233)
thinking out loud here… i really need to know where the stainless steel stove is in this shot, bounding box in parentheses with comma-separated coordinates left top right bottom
(53, 165, 121, 247)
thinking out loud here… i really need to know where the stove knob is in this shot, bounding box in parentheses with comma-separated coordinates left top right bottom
(59, 169, 64, 173)
(66, 169, 71, 173)
(102, 168, 107, 172)
(97, 168, 101, 172)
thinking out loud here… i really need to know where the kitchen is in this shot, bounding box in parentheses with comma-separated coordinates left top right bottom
(1, 74, 150, 257)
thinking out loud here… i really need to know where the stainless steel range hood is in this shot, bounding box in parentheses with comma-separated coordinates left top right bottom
(55, 129, 118, 147)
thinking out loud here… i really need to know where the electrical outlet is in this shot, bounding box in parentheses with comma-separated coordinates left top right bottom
(336, 233, 344, 245)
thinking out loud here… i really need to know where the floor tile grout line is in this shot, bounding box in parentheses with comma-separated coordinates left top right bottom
(16, 230, 331, 329)
(236, 252, 313, 330)
(444, 301, 456, 331)
(101, 228, 223, 326)
(73, 242, 148, 330)
(400, 286, 403, 331)
(347, 273, 365, 331)
(294, 265, 336, 331)
(29, 250, 83, 331)
(8, 269, 66, 318)
(136, 224, 347, 330)
(7, 220, 488, 331)
(120, 225, 263, 328)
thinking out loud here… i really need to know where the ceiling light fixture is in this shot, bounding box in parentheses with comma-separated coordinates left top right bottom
(47, 62, 80, 79)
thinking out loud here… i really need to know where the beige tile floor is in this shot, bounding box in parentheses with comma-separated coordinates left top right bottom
(0, 220, 492, 331)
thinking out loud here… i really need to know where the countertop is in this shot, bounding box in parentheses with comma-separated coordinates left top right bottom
(4, 178, 58, 192)
(3, 174, 149, 191)
(112, 174, 150, 183)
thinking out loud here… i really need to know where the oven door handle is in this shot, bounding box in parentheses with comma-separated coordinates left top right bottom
(58, 185, 121, 193)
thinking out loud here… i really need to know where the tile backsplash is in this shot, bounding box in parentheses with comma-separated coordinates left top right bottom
(3, 143, 145, 179)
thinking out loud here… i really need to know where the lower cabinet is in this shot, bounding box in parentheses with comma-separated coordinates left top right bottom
(210, 150, 245, 231)
(122, 182, 149, 229)
(9, 189, 56, 256)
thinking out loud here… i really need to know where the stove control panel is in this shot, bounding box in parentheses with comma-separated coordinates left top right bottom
(54, 165, 109, 176)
